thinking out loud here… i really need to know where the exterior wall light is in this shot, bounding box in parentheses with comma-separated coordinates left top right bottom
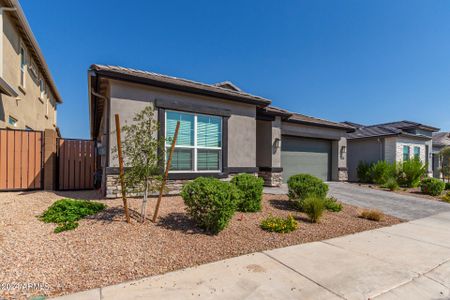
(340, 145, 347, 159)
(274, 138, 281, 150)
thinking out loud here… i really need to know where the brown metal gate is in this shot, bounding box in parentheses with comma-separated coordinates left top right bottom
(57, 139, 95, 190)
(0, 129, 43, 191)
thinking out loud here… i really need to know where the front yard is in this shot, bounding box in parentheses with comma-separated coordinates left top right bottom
(0, 190, 401, 299)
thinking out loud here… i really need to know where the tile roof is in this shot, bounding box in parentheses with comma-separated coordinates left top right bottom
(433, 132, 450, 147)
(90, 65, 271, 106)
(368, 120, 439, 132)
(347, 125, 402, 139)
(288, 112, 355, 130)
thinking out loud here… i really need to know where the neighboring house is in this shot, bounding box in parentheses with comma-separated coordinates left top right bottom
(432, 132, 450, 178)
(345, 121, 439, 182)
(0, 0, 61, 131)
(88, 65, 352, 197)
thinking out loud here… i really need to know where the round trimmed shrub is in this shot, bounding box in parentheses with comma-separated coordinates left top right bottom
(181, 177, 238, 234)
(231, 173, 264, 212)
(287, 174, 329, 202)
(420, 178, 445, 196)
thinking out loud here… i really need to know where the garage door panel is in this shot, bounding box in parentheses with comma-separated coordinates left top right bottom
(281, 136, 331, 182)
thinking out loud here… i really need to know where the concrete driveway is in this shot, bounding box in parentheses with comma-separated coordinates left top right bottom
(265, 182, 450, 220)
(54, 212, 450, 300)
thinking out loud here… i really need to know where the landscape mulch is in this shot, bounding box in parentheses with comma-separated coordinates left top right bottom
(0, 191, 401, 299)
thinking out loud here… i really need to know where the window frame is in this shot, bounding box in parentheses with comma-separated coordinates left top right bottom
(413, 146, 420, 160)
(402, 145, 410, 161)
(19, 44, 26, 89)
(165, 110, 223, 173)
(8, 116, 18, 127)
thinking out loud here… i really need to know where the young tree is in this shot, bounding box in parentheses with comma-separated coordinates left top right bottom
(115, 106, 164, 222)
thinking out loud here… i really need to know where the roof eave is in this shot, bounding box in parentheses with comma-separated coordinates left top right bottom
(285, 118, 355, 132)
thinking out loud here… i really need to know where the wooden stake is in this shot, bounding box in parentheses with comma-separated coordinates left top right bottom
(152, 121, 180, 223)
(115, 114, 131, 223)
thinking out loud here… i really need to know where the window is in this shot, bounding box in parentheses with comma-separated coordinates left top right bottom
(39, 78, 45, 99)
(403, 146, 410, 161)
(19, 46, 26, 88)
(165, 111, 222, 172)
(8, 116, 17, 127)
(414, 146, 420, 159)
(25, 126, 33, 131)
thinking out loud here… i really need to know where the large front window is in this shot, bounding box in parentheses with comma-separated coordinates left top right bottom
(166, 111, 222, 172)
(414, 146, 420, 160)
(403, 146, 410, 161)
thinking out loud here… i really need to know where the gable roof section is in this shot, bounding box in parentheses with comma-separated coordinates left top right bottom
(347, 120, 439, 140)
(433, 132, 450, 148)
(2, 0, 62, 103)
(369, 120, 439, 132)
(90, 65, 271, 106)
(213, 81, 242, 92)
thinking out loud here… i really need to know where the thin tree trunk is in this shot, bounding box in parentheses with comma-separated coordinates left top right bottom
(141, 180, 149, 223)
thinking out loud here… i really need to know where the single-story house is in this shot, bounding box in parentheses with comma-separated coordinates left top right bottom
(432, 132, 450, 178)
(88, 65, 353, 197)
(344, 121, 439, 182)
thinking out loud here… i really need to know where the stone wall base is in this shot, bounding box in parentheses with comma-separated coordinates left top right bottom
(258, 171, 283, 187)
(338, 168, 348, 181)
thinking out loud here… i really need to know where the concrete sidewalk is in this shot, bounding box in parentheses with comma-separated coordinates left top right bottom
(53, 212, 450, 300)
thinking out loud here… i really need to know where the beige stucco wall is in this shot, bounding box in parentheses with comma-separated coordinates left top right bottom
(255, 116, 282, 169)
(0, 13, 57, 131)
(106, 79, 257, 169)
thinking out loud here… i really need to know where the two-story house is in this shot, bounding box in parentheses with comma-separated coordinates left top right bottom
(0, 0, 62, 131)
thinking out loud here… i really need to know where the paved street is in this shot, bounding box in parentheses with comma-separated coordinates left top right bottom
(54, 212, 450, 300)
(265, 182, 450, 220)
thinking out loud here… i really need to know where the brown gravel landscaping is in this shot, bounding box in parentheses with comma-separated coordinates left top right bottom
(0, 190, 402, 299)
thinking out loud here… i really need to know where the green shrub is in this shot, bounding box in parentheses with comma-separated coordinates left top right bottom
(445, 182, 450, 190)
(420, 178, 445, 196)
(397, 158, 427, 188)
(181, 177, 238, 234)
(359, 209, 383, 221)
(288, 174, 329, 202)
(370, 161, 396, 185)
(382, 177, 399, 191)
(260, 215, 298, 233)
(357, 161, 374, 183)
(441, 192, 450, 203)
(323, 197, 343, 212)
(40, 199, 106, 233)
(302, 196, 325, 223)
(230, 173, 264, 212)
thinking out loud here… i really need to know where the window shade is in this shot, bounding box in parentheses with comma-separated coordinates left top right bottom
(197, 149, 220, 170)
(197, 115, 221, 147)
(169, 148, 193, 170)
(166, 111, 194, 146)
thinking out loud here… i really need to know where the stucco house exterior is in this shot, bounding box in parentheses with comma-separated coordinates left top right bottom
(432, 132, 450, 179)
(345, 121, 439, 182)
(88, 65, 352, 197)
(0, 0, 61, 131)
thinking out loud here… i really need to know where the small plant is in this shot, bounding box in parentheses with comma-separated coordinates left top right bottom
(420, 178, 445, 196)
(181, 177, 238, 234)
(288, 174, 329, 202)
(302, 196, 325, 223)
(445, 182, 450, 190)
(40, 199, 106, 233)
(231, 173, 264, 212)
(382, 177, 399, 191)
(370, 161, 396, 185)
(323, 197, 343, 212)
(397, 158, 427, 188)
(357, 161, 374, 183)
(260, 215, 298, 233)
(441, 192, 450, 203)
(359, 209, 383, 221)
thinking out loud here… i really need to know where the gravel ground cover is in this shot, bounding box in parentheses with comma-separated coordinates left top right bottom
(0, 190, 401, 299)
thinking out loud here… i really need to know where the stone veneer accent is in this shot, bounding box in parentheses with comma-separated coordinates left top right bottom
(338, 168, 348, 181)
(258, 171, 283, 187)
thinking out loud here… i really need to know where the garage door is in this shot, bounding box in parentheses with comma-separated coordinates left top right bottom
(281, 136, 331, 182)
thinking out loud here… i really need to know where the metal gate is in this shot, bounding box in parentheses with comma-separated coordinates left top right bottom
(0, 129, 43, 191)
(57, 139, 95, 190)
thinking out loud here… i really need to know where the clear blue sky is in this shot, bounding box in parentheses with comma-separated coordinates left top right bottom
(21, 0, 450, 138)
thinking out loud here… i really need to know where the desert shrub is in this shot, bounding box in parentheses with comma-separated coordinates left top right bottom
(40, 199, 106, 233)
(231, 173, 264, 212)
(288, 174, 328, 202)
(260, 215, 298, 233)
(382, 177, 399, 191)
(441, 192, 450, 203)
(370, 161, 396, 185)
(359, 209, 383, 221)
(445, 182, 450, 190)
(357, 161, 373, 183)
(323, 197, 343, 212)
(397, 158, 427, 188)
(302, 196, 325, 223)
(181, 177, 238, 234)
(420, 178, 445, 196)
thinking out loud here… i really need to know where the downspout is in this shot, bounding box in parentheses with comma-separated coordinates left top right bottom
(0, 7, 17, 77)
